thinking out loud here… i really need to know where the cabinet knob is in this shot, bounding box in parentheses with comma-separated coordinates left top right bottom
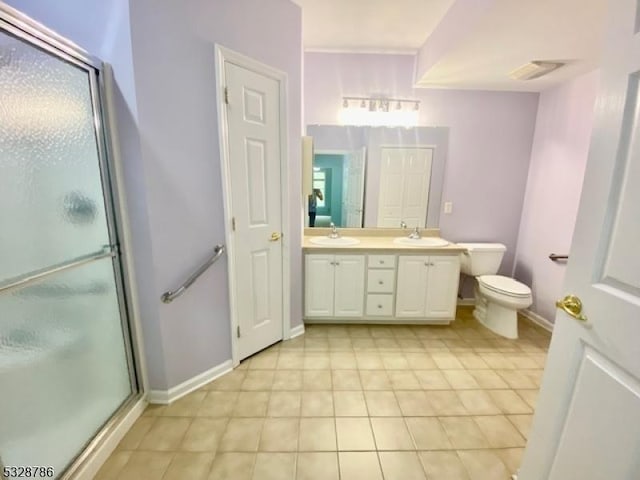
(335, 262, 340, 266)
(378, 280, 383, 285)
(377, 304, 383, 308)
(380, 260, 385, 264)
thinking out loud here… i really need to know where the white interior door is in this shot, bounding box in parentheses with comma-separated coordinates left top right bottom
(225, 60, 283, 360)
(377, 148, 432, 228)
(345, 148, 366, 227)
(519, 1, 640, 478)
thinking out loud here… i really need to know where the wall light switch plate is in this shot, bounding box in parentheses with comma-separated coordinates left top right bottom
(444, 202, 453, 214)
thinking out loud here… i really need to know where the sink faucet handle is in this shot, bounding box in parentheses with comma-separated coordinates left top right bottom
(409, 226, 421, 239)
(400, 221, 407, 229)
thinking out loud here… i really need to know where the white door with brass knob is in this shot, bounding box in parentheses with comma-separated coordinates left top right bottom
(221, 51, 285, 362)
(519, 1, 640, 478)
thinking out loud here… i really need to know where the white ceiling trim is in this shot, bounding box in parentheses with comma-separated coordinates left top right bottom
(305, 47, 418, 56)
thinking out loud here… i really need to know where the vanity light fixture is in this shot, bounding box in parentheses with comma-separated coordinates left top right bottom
(343, 96, 420, 111)
(340, 96, 421, 127)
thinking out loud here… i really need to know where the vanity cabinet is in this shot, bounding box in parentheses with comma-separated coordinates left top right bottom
(305, 254, 365, 317)
(396, 255, 460, 319)
(304, 251, 460, 323)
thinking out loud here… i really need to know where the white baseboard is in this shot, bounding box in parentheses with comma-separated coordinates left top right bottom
(521, 309, 554, 332)
(457, 298, 476, 306)
(74, 397, 146, 480)
(289, 324, 306, 339)
(148, 359, 233, 405)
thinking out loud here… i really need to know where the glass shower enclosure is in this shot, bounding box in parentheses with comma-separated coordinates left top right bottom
(0, 7, 140, 478)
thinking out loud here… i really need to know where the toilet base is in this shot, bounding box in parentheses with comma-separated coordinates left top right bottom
(472, 291, 519, 339)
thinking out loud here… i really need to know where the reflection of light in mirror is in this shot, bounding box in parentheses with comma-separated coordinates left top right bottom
(339, 108, 419, 127)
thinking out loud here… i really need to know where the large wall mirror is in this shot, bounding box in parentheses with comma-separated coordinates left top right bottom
(306, 125, 449, 229)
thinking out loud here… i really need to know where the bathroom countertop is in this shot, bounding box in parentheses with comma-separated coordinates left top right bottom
(302, 235, 467, 253)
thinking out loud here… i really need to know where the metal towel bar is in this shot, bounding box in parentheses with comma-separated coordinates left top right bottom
(161, 244, 225, 304)
(549, 253, 569, 262)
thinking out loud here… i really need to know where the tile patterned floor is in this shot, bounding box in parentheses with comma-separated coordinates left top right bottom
(97, 308, 550, 480)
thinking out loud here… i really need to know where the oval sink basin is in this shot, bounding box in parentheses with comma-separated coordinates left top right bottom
(393, 237, 449, 247)
(309, 236, 361, 246)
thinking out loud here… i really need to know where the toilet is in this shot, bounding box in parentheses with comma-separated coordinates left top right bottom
(457, 243, 532, 339)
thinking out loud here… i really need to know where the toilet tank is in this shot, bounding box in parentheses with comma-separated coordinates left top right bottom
(457, 243, 507, 276)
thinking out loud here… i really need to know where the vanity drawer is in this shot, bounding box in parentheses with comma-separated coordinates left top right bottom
(366, 294, 394, 316)
(367, 269, 395, 293)
(368, 255, 396, 269)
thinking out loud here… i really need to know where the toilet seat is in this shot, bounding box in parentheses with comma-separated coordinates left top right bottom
(478, 275, 531, 298)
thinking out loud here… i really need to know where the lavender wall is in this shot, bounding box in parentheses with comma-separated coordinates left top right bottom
(513, 71, 599, 322)
(129, 0, 303, 388)
(305, 52, 539, 277)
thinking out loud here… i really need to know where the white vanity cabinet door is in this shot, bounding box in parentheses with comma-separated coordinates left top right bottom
(305, 254, 335, 317)
(395, 256, 429, 317)
(424, 255, 460, 318)
(333, 255, 366, 317)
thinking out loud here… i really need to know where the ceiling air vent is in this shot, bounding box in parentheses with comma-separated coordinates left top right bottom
(509, 61, 565, 80)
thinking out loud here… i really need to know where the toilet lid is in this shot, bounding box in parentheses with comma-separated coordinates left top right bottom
(478, 275, 531, 297)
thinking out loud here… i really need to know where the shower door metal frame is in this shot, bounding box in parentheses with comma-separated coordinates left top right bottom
(0, 3, 145, 479)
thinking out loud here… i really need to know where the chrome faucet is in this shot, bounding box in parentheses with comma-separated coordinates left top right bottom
(329, 222, 340, 239)
(400, 221, 407, 229)
(408, 226, 421, 239)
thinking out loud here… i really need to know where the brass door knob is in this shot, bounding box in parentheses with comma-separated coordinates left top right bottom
(269, 232, 282, 242)
(556, 294, 587, 322)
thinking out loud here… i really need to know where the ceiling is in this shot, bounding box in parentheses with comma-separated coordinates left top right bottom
(291, 0, 455, 53)
(293, 0, 608, 91)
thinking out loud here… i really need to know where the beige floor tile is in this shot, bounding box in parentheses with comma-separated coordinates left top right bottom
(259, 418, 299, 452)
(381, 353, 410, 369)
(335, 417, 376, 450)
(219, 418, 264, 452)
(488, 390, 533, 414)
(507, 414, 534, 438)
(371, 417, 415, 450)
(117, 451, 173, 480)
(506, 354, 539, 369)
(198, 391, 239, 417)
(300, 391, 334, 416)
(268, 392, 302, 417)
(418, 451, 470, 480)
(352, 337, 377, 349)
(117, 417, 155, 450)
(364, 391, 402, 416)
(495, 448, 524, 473)
(457, 449, 510, 480)
(332, 370, 362, 390)
(404, 353, 437, 369)
(95, 450, 131, 479)
(232, 391, 270, 417)
(376, 337, 401, 349)
(138, 417, 191, 451)
(253, 453, 296, 480)
(426, 391, 467, 416)
(210, 370, 246, 391)
(299, 418, 337, 451)
(479, 354, 516, 370)
(431, 353, 464, 369)
(242, 370, 275, 391)
(163, 391, 207, 416)
(395, 391, 435, 416)
(378, 451, 427, 480)
(328, 336, 353, 349)
(277, 352, 304, 369)
(496, 370, 537, 389)
(473, 416, 525, 448)
(208, 452, 256, 480)
(339, 452, 383, 480)
(249, 352, 279, 370)
(359, 370, 392, 390)
(333, 391, 368, 416)
(439, 417, 489, 449)
(296, 452, 339, 480)
(163, 452, 214, 480)
(302, 370, 332, 390)
(272, 370, 303, 391)
(456, 353, 490, 369)
(467, 370, 509, 389)
(356, 352, 384, 369)
(442, 370, 481, 389)
(303, 353, 331, 370)
(414, 370, 451, 390)
(305, 337, 330, 350)
(180, 418, 228, 452)
(456, 390, 501, 415)
(388, 370, 422, 390)
(405, 417, 452, 450)
(516, 389, 539, 409)
(141, 404, 166, 417)
(329, 352, 358, 369)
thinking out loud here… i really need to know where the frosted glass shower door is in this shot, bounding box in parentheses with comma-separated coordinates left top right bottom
(0, 21, 136, 478)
